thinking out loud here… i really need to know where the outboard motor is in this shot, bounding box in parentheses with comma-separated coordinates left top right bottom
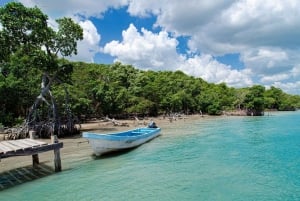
(148, 120, 158, 128)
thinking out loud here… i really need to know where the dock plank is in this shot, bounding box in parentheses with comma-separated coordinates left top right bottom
(24, 139, 47, 146)
(4, 140, 28, 150)
(16, 139, 38, 147)
(0, 139, 61, 157)
(13, 139, 46, 148)
(8, 140, 34, 148)
(0, 142, 63, 159)
(0, 139, 48, 155)
(0, 141, 21, 152)
(0, 145, 10, 154)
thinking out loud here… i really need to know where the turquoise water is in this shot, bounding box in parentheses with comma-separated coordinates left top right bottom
(1, 111, 300, 200)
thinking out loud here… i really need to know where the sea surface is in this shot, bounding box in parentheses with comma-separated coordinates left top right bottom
(1, 111, 300, 201)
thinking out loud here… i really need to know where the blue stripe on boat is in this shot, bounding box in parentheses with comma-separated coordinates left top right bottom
(82, 128, 161, 141)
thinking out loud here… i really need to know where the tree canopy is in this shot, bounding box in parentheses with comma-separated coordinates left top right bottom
(66, 62, 300, 119)
(0, 2, 83, 137)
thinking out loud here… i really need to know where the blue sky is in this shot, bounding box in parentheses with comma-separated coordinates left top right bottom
(1, 0, 300, 94)
(93, 6, 160, 64)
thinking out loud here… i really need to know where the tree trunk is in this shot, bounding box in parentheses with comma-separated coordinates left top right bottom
(26, 73, 59, 137)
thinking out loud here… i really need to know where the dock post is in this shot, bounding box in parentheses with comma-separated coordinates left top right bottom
(30, 130, 39, 168)
(51, 135, 62, 172)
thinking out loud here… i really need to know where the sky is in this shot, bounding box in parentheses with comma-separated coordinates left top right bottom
(1, 0, 300, 94)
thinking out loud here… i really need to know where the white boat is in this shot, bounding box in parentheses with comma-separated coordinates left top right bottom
(82, 127, 161, 156)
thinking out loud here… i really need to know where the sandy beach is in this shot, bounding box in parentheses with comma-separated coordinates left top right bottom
(0, 115, 204, 173)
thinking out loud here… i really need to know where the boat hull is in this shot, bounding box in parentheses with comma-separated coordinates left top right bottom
(82, 128, 161, 156)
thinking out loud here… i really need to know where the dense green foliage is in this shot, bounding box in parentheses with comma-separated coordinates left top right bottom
(1, 59, 300, 126)
(0, 3, 300, 127)
(0, 2, 83, 129)
(62, 62, 299, 120)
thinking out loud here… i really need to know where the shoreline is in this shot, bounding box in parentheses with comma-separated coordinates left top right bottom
(0, 111, 293, 173)
(0, 114, 204, 173)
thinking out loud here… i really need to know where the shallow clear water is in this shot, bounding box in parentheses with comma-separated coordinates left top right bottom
(1, 112, 300, 201)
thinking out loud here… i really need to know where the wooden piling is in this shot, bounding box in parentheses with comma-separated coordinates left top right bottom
(29, 130, 39, 168)
(51, 135, 61, 172)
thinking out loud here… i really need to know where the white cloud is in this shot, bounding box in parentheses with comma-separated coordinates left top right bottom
(291, 65, 300, 77)
(178, 55, 253, 87)
(127, 0, 161, 17)
(103, 24, 253, 88)
(185, 0, 300, 54)
(241, 48, 289, 74)
(20, 0, 129, 18)
(261, 73, 290, 83)
(241, 48, 300, 89)
(128, 0, 232, 36)
(103, 24, 180, 71)
(273, 81, 300, 95)
(68, 20, 101, 62)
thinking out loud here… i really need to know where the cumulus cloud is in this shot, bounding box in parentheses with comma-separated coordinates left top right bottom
(103, 24, 180, 71)
(261, 74, 290, 83)
(241, 48, 289, 74)
(20, 0, 128, 18)
(291, 65, 300, 77)
(68, 20, 101, 62)
(178, 55, 253, 87)
(103, 24, 252, 87)
(128, 0, 233, 36)
(149, 0, 300, 54)
(273, 81, 300, 95)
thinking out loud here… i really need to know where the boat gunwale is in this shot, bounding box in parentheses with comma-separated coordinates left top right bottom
(82, 127, 161, 141)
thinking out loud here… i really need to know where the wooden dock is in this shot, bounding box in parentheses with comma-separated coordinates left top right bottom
(0, 135, 63, 172)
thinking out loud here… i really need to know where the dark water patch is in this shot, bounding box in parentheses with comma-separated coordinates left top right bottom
(0, 163, 55, 191)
